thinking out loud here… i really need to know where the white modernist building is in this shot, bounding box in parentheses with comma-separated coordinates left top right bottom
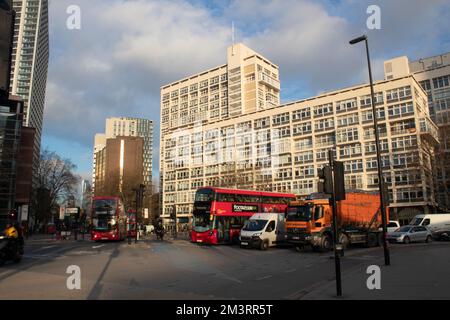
(160, 43, 440, 225)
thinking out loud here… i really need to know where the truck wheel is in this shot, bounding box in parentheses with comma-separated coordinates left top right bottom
(368, 233, 378, 247)
(260, 240, 269, 251)
(320, 235, 332, 252)
(295, 245, 304, 252)
(339, 234, 349, 249)
(403, 236, 410, 244)
(378, 233, 385, 247)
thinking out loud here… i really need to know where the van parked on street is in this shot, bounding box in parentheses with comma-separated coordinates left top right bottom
(410, 214, 450, 239)
(239, 213, 285, 250)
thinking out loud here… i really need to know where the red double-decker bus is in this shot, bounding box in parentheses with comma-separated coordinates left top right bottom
(91, 196, 127, 241)
(191, 187, 296, 245)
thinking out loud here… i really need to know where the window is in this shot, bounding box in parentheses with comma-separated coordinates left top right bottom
(292, 108, 311, 122)
(386, 86, 411, 102)
(337, 113, 359, 127)
(388, 102, 414, 118)
(336, 99, 357, 113)
(272, 113, 290, 126)
(336, 127, 359, 143)
(433, 75, 450, 89)
(360, 92, 384, 107)
(255, 117, 270, 129)
(313, 103, 333, 118)
(295, 166, 314, 178)
(295, 137, 313, 150)
(345, 160, 363, 173)
(293, 122, 312, 135)
(339, 143, 362, 158)
(315, 118, 335, 131)
(294, 151, 314, 163)
(272, 126, 291, 139)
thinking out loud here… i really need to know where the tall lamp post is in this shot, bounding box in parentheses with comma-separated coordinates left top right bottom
(349, 35, 390, 266)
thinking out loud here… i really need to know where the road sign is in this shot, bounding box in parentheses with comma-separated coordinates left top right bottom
(144, 208, 149, 219)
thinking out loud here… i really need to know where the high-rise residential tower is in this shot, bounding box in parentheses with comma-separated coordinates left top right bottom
(9, 0, 49, 170)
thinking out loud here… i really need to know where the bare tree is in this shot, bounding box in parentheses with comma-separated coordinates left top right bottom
(32, 149, 81, 224)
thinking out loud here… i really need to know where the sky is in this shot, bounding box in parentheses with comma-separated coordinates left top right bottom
(41, 0, 450, 184)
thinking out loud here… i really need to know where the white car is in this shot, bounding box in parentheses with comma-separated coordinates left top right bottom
(379, 220, 400, 233)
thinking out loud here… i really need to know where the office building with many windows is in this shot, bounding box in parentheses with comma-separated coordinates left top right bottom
(384, 52, 450, 210)
(160, 44, 439, 224)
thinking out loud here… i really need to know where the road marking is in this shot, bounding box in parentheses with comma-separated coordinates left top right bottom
(255, 275, 273, 281)
(30, 245, 56, 253)
(92, 245, 105, 249)
(285, 268, 296, 273)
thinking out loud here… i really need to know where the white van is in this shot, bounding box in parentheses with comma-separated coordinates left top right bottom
(410, 214, 450, 237)
(239, 213, 285, 250)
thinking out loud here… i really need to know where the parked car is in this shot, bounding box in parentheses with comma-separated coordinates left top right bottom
(433, 230, 450, 241)
(379, 220, 400, 233)
(386, 225, 432, 244)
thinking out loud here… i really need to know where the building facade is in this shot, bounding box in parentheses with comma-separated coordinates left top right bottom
(9, 0, 49, 171)
(160, 44, 439, 224)
(384, 52, 450, 210)
(94, 136, 144, 207)
(0, 97, 24, 220)
(93, 117, 153, 195)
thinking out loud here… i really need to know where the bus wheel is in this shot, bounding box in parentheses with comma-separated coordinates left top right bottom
(260, 240, 269, 251)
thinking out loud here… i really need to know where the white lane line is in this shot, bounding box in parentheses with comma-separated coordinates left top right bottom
(285, 268, 296, 273)
(255, 275, 273, 281)
(31, 245, 56, 253)
(92, 245, 105, 249)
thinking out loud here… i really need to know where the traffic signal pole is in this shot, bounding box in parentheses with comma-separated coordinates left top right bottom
(329, 150, 342, 297)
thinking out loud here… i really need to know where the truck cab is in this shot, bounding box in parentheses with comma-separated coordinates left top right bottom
(239, 213, 285, 250)
(285, 200, 329, 250)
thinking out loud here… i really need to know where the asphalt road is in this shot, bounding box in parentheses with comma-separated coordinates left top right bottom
(0, 236, 449, 300)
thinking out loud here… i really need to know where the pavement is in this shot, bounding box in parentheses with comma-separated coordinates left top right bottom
(0, 235, 449, 300)
(301, 241, 450, 300)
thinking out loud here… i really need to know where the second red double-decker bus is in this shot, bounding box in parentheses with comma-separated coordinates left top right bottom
(191, 187, 296, 245)
(91, 196, 127, 241)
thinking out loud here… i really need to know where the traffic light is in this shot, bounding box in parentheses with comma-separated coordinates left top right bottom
(318, 166, 333, 194)
(333, 161, 346, 201)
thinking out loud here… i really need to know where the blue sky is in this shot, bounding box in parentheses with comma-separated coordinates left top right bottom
(42, 0, 450, 183)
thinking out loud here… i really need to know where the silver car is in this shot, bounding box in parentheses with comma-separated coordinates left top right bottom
(387, 225, 433, 244)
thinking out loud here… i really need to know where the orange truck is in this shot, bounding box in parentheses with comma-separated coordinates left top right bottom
(285, 192, 388, 252)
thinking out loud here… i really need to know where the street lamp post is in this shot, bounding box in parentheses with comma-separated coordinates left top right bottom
(350, 35, 390, 266)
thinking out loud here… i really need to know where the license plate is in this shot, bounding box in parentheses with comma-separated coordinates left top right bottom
(196, 240, 203, 243)
(241, 242, 248, 245)
(102, 237, 108, 240)
(293, 237, 299, 240)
